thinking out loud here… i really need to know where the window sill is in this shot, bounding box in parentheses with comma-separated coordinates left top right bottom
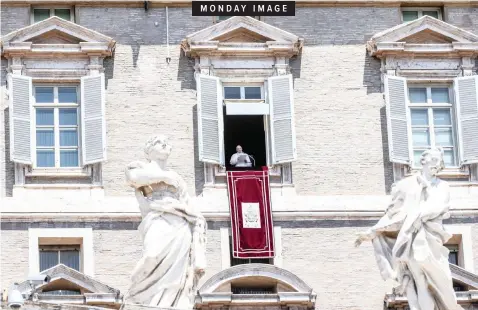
(408, 168, 469, 179)
(223, 99, 266, 104)
(26, 167, 91, 178)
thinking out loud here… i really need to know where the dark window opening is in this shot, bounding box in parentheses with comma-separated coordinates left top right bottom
(453, 281, 466, 292)
(229, 236, 272, 266)
(40, 290, 81, 296)
(231, 286, 275, 294)
(446, 245, 459, 266)
(223, 110, 267, 171)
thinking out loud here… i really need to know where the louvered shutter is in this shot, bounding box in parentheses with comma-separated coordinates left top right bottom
(81, 74, 107, 165)
(9, 74, 33, 164)
(384, 75, 411, 165)
(268, 74, 297, 164)
(454, 76, 478, 165)
(197, 74, 224, 165)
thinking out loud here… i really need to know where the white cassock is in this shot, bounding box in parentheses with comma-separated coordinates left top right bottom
(230, 152, 252, 167)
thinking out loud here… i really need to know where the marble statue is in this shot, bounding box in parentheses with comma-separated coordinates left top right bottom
(355, 147, 461, 310)
(230, 145, 252, 167)
(124, 135, 207, 308)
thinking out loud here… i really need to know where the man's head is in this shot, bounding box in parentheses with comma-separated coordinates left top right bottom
(236, 145, 243, 153)
(420, 147, 445, 176)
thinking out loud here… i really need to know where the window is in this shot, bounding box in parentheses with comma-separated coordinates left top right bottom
(39, 245, 80, 271)
(408, 86, 457, 167)
(214, 16, 261, 23)
(28, 228, 94, 276)
(34, 85, 80, 168)
(447, 244, 459, 266)
(224, 85, 263, 100)
(385, 76, 478, 174)
(196, 74, 297, 175)
(401, 8, 442, 22)
(32, 7, 74, 23)
(229, 236, 272, 266)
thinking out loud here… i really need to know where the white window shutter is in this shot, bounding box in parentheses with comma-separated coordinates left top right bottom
(454, 75, 478, 165)
(197, 74, 224, 165)
(384, 75, 411, 165)
(268, 74, 297, 164)
(81, 73, 107, 165)
(9, 74, 33, 165)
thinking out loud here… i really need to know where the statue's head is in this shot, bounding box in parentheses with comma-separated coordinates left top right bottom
(236, 145, 243, 153)
(419, 147, 445, 176)
(144, 135, 172, 162)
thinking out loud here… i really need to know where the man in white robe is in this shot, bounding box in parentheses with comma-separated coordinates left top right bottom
(230, 145, 252, 167)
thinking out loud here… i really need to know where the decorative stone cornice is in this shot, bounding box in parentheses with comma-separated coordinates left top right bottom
(1, 16, 116, 58)
(181, 16, 303, 58)
(367, 16, 478, 58)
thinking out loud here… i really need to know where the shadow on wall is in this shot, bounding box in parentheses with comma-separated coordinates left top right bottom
(103, 54, 115, 89)
(362, 51, 382, 95)
(131, 43, 141, 68)
(362, 50, 394, 193)
(177, 49, 196, 91)
(289, 49, 303, 80)
(3, 108, 13, 197)
(178, 48, 205, 195)
(2, 58, 14, 196)
(380, 106, 394, 194)
(192, 105, 205, 196)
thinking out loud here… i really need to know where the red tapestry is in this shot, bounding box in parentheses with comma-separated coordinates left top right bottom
(227, 167, 274, 258)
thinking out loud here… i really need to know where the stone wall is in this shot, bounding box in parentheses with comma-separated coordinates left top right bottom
(1, 219, 477, 307)
(2, 6, 478, 196)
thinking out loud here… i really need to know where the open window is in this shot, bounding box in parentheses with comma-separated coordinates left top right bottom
(196, 74, 297, 173)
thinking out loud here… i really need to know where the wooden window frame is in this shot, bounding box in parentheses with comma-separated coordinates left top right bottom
(33, 84, 81, 170)
(31, 6, 75, 24)
(400, 7, 443, 22)
(407, 84, 459, 169)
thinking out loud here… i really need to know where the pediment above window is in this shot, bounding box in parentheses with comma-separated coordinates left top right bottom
(196, 264, 316, 309)
(1, 16, 115, 58)
(367, 16, 478, 57)
(181, 16, 303, 57)
(15, 264, 121, 307)
(385, 264, 478, 308)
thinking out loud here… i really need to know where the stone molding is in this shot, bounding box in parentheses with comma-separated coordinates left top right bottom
(367, 16, 478, 58)
(1, 16, 115, 58)
(182, 16, 303, 57)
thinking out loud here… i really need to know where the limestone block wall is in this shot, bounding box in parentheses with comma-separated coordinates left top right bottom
(1, 6, 478, 197)
(1, 219, 477, 307)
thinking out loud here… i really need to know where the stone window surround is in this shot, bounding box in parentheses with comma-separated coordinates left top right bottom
(2, 17, 115, 195)
(198, 62, 295, 188)
(182, 16, 303, 190)
(28, 228, 95, 276)
(444, 225, 474, 272)
(400, 7, 443, 22)
(220, 226, 282, 270)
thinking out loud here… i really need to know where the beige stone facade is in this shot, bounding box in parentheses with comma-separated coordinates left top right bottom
(1, 2, 478, 310)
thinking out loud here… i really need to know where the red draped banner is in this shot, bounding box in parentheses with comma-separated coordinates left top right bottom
(227, 168, 274, 258)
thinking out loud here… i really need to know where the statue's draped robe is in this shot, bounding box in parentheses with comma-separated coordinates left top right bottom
(126, 182, 206, 308)
(368, 174, 460, 310)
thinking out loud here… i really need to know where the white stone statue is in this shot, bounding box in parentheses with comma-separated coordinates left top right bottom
(355, 147, 461, 310)
(230, 145, 252, 167)
(124, 135, 207, 308)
